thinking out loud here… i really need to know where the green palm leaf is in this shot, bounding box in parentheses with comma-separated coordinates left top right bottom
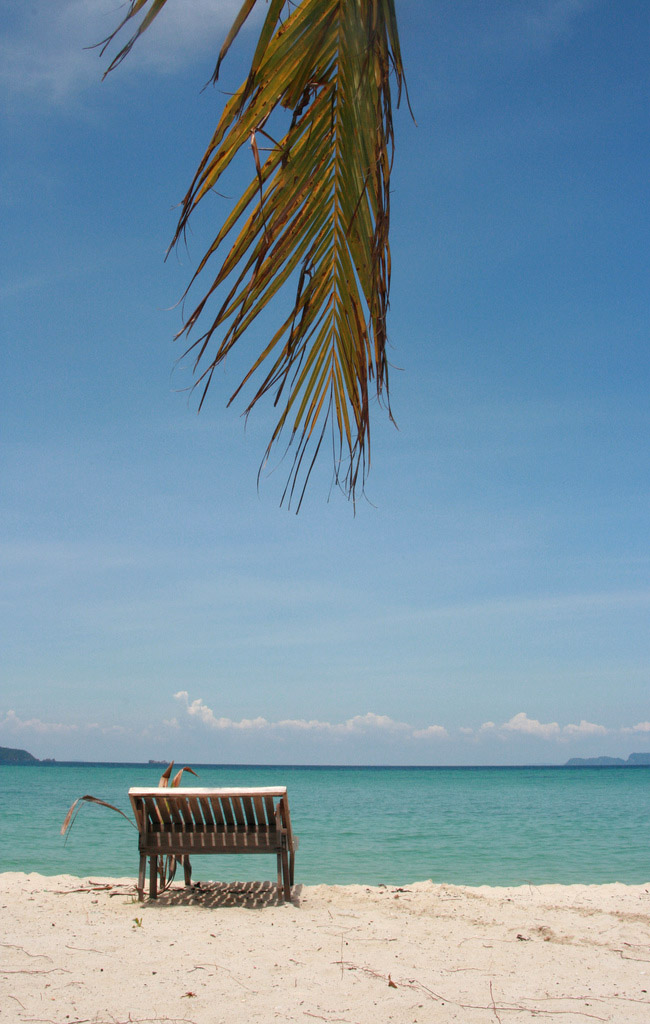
(101, 0, 405, 508)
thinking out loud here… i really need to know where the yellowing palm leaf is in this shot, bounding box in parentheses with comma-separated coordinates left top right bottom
(101, 0, 405, 508)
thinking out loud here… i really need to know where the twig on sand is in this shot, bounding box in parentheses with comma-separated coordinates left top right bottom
(304, 1014, 352, 1022)
(614, 948, 650, 963)
(21, 1018, 200, 1024)
(490, 980, 503, 1024)
(459, 1004, 608, 1021)
(53, 884, 112, 894)
(51, 880, 136, 896)
(1, 967, 71, 975)
(190, 961, 254, 991)
(444, 965, 483, 973)
(21, 1018, 93, 1023)
(0, 943, 51, 960)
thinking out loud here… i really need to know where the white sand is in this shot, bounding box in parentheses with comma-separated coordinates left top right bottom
(1, 872, 650, 1023)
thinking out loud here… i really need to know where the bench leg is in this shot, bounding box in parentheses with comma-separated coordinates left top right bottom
(149, 856, 158, 899)
(281, 846, 291, 902)
(137, 853, 147, 901)
(276, 851, 284, 902)
(183, 855, 192, 887)
(289, 847, 295, 886)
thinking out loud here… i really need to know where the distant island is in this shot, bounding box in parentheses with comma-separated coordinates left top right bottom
(0, 745, 56, 765)
(565, 752, 650, 766)
(3, 743, 650, 768)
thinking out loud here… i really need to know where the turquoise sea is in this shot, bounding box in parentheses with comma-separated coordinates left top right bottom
(1, 764, 649, 887)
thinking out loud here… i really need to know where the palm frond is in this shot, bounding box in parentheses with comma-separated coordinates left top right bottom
(61, 761, 198, 893)
(61, 795, 136, 838)
(102, 0, 404, 507)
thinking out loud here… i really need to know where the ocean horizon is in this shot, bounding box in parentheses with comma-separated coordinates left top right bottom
(2, 763, 649, 887)
(7, 758, 650, 768)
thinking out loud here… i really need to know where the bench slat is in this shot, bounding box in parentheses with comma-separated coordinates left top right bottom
(263, 795, 275, 825)
(198, 795, 216, 829)
(241, 794, 257, 828)
(231, 796, 246, 828)
(252, 794, 267, 828)
(219, 796, 235, 828)
(187, 794, 205, 831)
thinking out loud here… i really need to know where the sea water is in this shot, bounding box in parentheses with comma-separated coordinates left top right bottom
(1, 764, 648, 886)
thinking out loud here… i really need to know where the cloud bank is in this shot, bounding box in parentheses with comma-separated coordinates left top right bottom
(173, 692, 447, 741)
(477, 712, 608, 740)
(172, 694, 649, 748)
(0, 710, 135, 738)
(2, 702, 647, 760)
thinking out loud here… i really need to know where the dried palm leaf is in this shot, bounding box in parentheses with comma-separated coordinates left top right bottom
(158, 763, 198, 888)
(61, 795, 136, 837)
(171, 765, 198, 787)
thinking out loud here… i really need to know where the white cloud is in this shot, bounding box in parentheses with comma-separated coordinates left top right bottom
(0, 710, 138, 739)
(622, 721, 650, 734)
(563, 719, 608, 736)
(274, 718, 337, 732)
(175, 691, 270, 731)
(340, 712, 412, 734)
(412, 725, 449, 740)
(459, 726, 474, 735)
(0, 709, 78, 734)
(501, 712, 561, 739)
(480, 712, 610, 742)
(0, 0, 250, 103)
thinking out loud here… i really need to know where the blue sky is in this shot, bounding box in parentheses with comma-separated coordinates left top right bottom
(1, 0, 648, 765)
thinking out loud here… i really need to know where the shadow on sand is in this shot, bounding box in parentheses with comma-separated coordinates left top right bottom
(145, 879, 303, 909)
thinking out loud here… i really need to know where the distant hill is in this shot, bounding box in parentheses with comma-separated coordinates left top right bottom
(565, 752, 650, 766)
(0, 745, 41, 765)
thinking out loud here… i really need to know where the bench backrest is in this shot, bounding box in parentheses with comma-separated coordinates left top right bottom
(128, 787, 293, 841)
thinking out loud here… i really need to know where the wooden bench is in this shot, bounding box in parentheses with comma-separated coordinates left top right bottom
(128, 786, 298, 902)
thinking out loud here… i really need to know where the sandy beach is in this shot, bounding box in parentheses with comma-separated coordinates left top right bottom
(1, 873, 649, 1024)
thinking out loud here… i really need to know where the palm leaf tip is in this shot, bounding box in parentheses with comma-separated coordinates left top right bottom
(61, 795, 136, 838)
(101, 0, 405, 508)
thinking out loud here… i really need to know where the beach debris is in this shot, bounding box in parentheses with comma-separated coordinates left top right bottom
(387, 974, 397, 988)
(53, 881, 129, 894)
